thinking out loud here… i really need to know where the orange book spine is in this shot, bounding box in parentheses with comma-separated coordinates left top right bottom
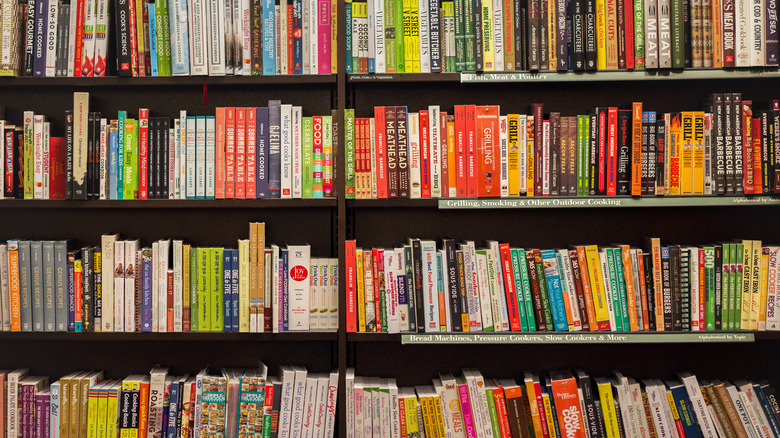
(466, 105, 478, 197)
(476, 105, 500, 197)
(494, 386, 513, 438)
(527, 116, 535, 197)
(576, 246, 598, 330)
(235, 108, 247, 199)
(138, 380, 149, 438)
(668, 113, 682, 195)
(372, 248, 381, 331)
(551, 376, 586, 438)
(752, 118, 762, 194)
(215, 107, 226, 199)
(8, 243, 20, 332)
(620, 245, 639, 331)
(246, 107, 257, 199)
(375, 107, 388, 199)
(440, 112, 450, 197)
(225, 108, 236, 199)
(455, 106, 468, 197)
(631, 102, 642, 196)
(446, 115, 457, 197)
(711, 0, 723, 67)
(635, 249, 650, 331)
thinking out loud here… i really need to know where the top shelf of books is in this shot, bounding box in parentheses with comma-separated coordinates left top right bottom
(0, 75, 339, 87)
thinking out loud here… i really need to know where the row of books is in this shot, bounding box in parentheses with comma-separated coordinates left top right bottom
(0, 365, 339, 438)
(346, 369, 780, 438)
(0, 223, 339, 333)
(2, 93, 337, 200)
(344, 237, 780, 333)
(345, 0, 780, 73)
(344, 94, 780, 199)
(0, 0, 337, 77)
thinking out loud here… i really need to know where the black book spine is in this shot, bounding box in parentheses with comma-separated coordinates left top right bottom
(584, 0, 597, 69)
(114, 0, 133, 76)
(444, 239, 462, 332)
(94, 112, 102, 199)
(515, 0, 524, 70)
(556, 0, 568, 70)
(148, 117, 156, 199)
(723, 93, 734, 194)
(671, 244, 682, 331)
(579, 374, 601, 438)
(65, 110, 73, 199)
(529, 0, 540, 69)
(642, 252, 655, 330)
(14, 129, 23, 199)
(683, 0, 691, 67)
(713, 94, 725, 194)
(573, 0, 585, 69)
(661, 246, 672, 331)
(473, 0, 483, 71)
(656, 119, 665, 194)
(24, 0, 34, 76)
(550, 112, 560, 196)
(589, 112, 598, 194)
(155, 118, 164, 199)
(251, 0, 263, 74)
(713, 244, 722, 330)
(521, 6, 529, 70)
(403, 245, 417, 332)
(647, 113, 657, 195)
(540, 0, 549, 69)
(81, 246, 93, 332)
(55, 3, 69, 77)
(593, 400, 608, 438)
(733, 93, 743, 194)
(87, 112, 95, 199)
(763, 111, 771, 193)
(411, 239, 426, 333)
(162, 117, 170, 198)
(617, 109, 631, 195)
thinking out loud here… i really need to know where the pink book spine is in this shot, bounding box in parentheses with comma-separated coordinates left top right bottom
(246, 108, 257, 198)
(458, 384, 477, 438)
(317, 0, 331, 74)
(215, 107, 226, 199)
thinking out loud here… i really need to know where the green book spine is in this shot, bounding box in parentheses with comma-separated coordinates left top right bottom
(302, 117, 314, 198)
(486, 389, 502, 438)
(345, 109, 355, 199)
(190, 247, 198, 331)
(613, 248, 631, 331)
(733, 243, 743, 330)
(117, 111, 126, 199)
(681, 249, 690, 330)
(534, 252, 554, 329)
(583, 116, 591, 195)
(606, 248, 623, 331)
(477, 249, 494, 332)
(211, 247, 224, 331)
(346, 0, 353, 73)
(23, 116, 33, 199)
(197, 247, 210, 331)
(385, 0, 396, 72)
(156, 0, 172, 76)
(123, 119, 136, 200)
(704, 247, 715, 331)
(395, 0, 405, 71)
(722, 243, 732, 331)
(380, 251, 389, 332)
(510, 248, 529, 332)
(577, 115, 585, 196)
(443, 1, 456, 72)
(517, 248, 536, 331)
(633, 0, 644, 69)
(670, 0, 684, 68)
(454, 0, 465, 70)
(353, 2, 361, 72)
(464, 0, 475, 70)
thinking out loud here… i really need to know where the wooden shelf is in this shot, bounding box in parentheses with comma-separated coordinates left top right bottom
(0, 331, 338, 341)
(0, 199, 337, 208)
(0, 75, 338, 87)
(348, 73, 461, 83)
(350, 331, 780, 344)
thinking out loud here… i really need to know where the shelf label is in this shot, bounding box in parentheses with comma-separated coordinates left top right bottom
(460, 69, 780, 83)
(349, 75, 402, 81)
(401, 332, 755, 344)
(438, 196, 780, 209)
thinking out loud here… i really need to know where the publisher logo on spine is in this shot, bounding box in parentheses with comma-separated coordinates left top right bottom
(290, 266, 308, 281)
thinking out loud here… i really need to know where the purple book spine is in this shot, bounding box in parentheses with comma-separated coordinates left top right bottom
(256, 107, 270, 198)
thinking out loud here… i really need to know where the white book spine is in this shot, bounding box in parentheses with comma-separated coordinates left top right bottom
(81, 0, 97, 76)
(288, 245, 311, 331)
(0, 245, 8, 330)
(67, 0, 78, 75)
(310, 259, 320, 331)
(421, 240, 439, 332)
(173, 119, 181, 198)
(429, 105, 441, 197)
(33, 115, 44, 199)
(152, 241, 159, 332)
(466, 243, 482, 331)
(279, 0, 287, 74)
(196, 117, 207, 197)
(158, 240, 169, 332)
(751, 0, 765, 66)
(242, 0, 252, 75)
(50, 381, 60, 437)
(767, 247, 780, 330)
(173, 240, 183, 332)
(418, 0, 430, 72)
(464, 372, 487, 438)
(279, 367, 298, 438)
(645, 0, 659, 68)
(314, 375, 330, 438)
(148, 369, 169, 437)
(736, 0, 752, 66)
(346, 371, 355, 438)
(493, 0, 504, 71)
(388, 381, 400, 438)
(188, 0, 209, 75)
(292, 106, 303, 199)
(329, 259, 338, 330)
(124, 240, 138, 332)
(518, 115, 527, 193)
(99, 119, 108, 199)
(45, 0, 58, 76)
(302, 0, 310, 74)
(320, 258, 330, 330)
(489, 241, 509, 331)
(8, 370, 28, 438)
(384, 249, 400, 334)
(113, 241, 125, 332)
(0, 0, 16, 71)
(727, 385, 758, 438)
(207, 0, 227, 74)
(373, 0, 385, 72)
(499, 115, 509, 197)
(308, 0, 317, 72)
(408, 113, 421, 198)
(186, 117, 196, 197)
(281, 104, 293, 198)
(301, 375, 318, 438)
(206, 116, 216, 198)
(743, 385, 773, 438)
(179, 111, 187, 198)
(475, 251, 494, 331)
(395, 248, 410, 332)
(170, 0, 191, 75)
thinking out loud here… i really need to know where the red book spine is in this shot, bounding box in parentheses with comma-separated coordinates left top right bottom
(74, 0, 85, 76)
(235, 108, 247, 199)
(466, 105, 478, 197)
(215, 107, 226, 199)
(534, 103, 544, 195)
(372, 248, 381, 331)
(535, 381, 551, 438)
(455, 105, 467, 197)
(246, 107, 257, 198)
(420, 110, 431, 198)
(345, 240, 357, 332)
(625, 0, 635, 68)
(753, 117, 762, 194)
(598, 109, 607, 194)
(138, 108, 149, 199)
(74, 260, 83, 327)
(375, 107, 388, 198)
(287, 4, 294, 73)
(476, 106, 500, 197)
(494, 387, 513, 438)
(774, 100, 780, 193)
(607, 107, 618, 195)
(49, 137, 66, 199)
(126, 0, 138, 76)
(499, 243, 522, 331)
(167, 270, 174, 332)
(5, 130, 12, 193)
(225, 107, 236, 198)
(440, 112, 449, 197)
(742, 104, 754, 194)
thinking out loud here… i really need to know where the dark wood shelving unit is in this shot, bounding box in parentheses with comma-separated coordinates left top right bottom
(0, 74, 338, 86)
(0, 199, 337, 209)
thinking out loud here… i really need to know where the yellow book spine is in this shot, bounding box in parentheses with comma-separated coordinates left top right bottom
(405, 395, 420, 437)
(238, 239, 251, 332)
(596, 0, 607, 69)
(105, 387, 119, 438)
(692, 111, 706, 195)
(542, 393, 557, 438)
(508, 114, 520, 197)
(331, 0, 338, 73)
(129, 381, 140, 438)
(87, 386, 100, 438)
(420, 395, 433, 438)
(548, 0, 557, 70)
(741, 240, 753, 330)
(680, 112, 695, 195)
(526, 116, 535, 197)
(751, 241, 762, 330)
(356, 249, 366, 332)
(666, 390, 681, 420)
(120, 381, 131, 438)
(597, 382, 620, 438)
(585, 245, 611, 330)
(403, 0, 415, 72)
(96, 386, 108, 438)
(433, 396, 447, 438)
(524, 379, 543, 438)
(759, 248, 770, 331)
(410, 0, 420, 72)
(604, 0, 618, 69)
(482, 0, 494, 70)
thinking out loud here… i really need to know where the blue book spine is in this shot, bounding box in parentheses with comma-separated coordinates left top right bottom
(293, 0, 303, 73)
(540, 249, 569, 331)
(670, 386, 702, 438)
(161, 389, 169, 438)
(345, 0, 352, 73)
(262, 0, 276, 74)
(142, 250, 153, 332)
(109, 128, 118, 199)
(755, 384, 780, 438)
(148, 3, 159, 76)
(167, 382, 179, 438)
(117, 111, 126, 199)
(230, 250, 239, 332)
(223, 249, 232, 332)
(67, 253, 75, 331)
(268, 101, 282, 198)
(169, 0, 190, 74)
(282, 249, 288, 331)
(429, 0, 441, 72)
(33, 0, 47, 76)
(256, 107, 269, 198)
